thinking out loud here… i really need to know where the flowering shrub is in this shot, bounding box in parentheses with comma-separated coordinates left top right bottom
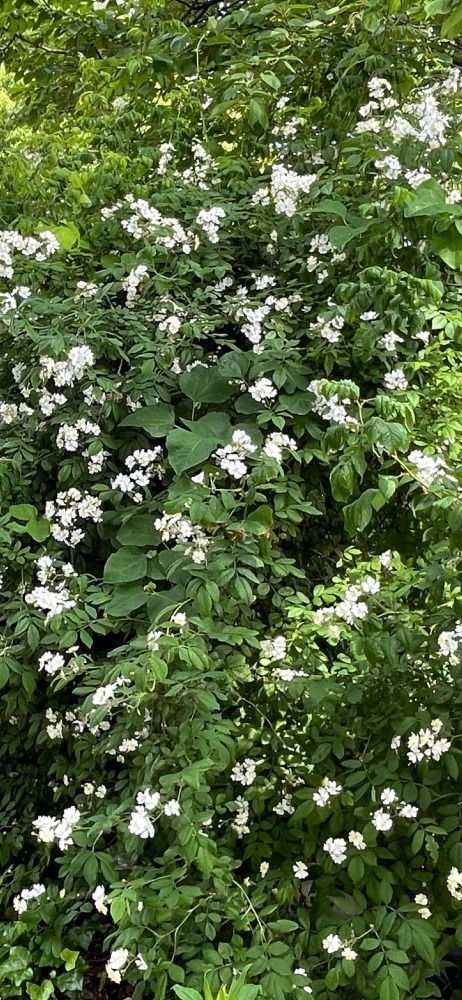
(1, 0, 462, 998)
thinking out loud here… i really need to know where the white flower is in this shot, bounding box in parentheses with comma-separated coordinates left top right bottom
(260, 862, 269, 877)
(163, 799, 181, 817)
(313, 777, 343, 807)
(375, 155, 401, 180)
(92, 885, 108, 915)
(135, 954, 148, 971)
(38, 651, 65, 676)
(372, 809, 393, 831)
(383, 368, 408, 390)
(136, 788, 160, 811)
(391, 735, 401, 750)
(418, 907, 432, 919)
(322, 933, 342, 954)
(293, 861, 309, 879)
(348, 830, 366, 850)
(230, 759, 257, 786)
(415, 893, 428, 906)
(260, 636, 287, 661)
(448, 866, 462, 901)
(341, 947, 358, 961)
(398, 803, 418, 819)
(171, 611, 187, 626)
(128, 806, 155, 839)
(381, 788, 397, 805)
(105, 948, 129, 984)
(248, 378, 277, 403)
(323, 837, 347, 864)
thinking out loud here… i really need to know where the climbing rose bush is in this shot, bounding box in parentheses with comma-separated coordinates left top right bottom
(1, 1, 462, 998)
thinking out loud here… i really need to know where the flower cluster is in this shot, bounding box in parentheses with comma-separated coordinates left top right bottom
(56, 419, 101, 452)
(25, 557, 77, 620)
(313, 776, 343, 807)
(322, 934, 357, 960)
(230, 758, 257, 786)
(308, 378, 359, 426)
(447, 866, 462, 901)
(13, 883, 46, 915)
(45, 488, 103, 545)
(154, 511, 210, 563)
(438, 623, 462, 663)
(213, 430, 257, 479)
(102, 195, 195, 254)
(123, 264, 148, 307)
(39, 346, 95, 387)
(111, 447, 163, 501)
(260, 636, 287, 661)
(406, 719, 451, 763)
(252, 163, 317, 217)
(195, 206, 226, 243)
(32, 807, 80, 851)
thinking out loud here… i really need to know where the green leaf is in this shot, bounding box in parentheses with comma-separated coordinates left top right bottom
(248, 98, 268, 128)
(348, 856, 364, 882)
(344, 490, 375, 532)
(179, 367, 234, 403)
(368, 417, 409, 452)
(9, 503, 37, 521)
(330, 461, 355, 502)
(167, 428, 218, 474)
(116, 515, 158, 547)
(49, 222, 80, 250)
(105, 584, 148, 617)
(379, 976, 399, 1000)
(410, 924, 435, 964)
(173, 988, 203, 1000)
(60, 949, 79, 972)
(329, 222, 370, 248)
(260, 70, 281, 89)
(26, 517, 50, 542)
(110, 896, 126, 923)
(441, 3, 462, 37)
(430, 226, 462, 268)
(104, 548, 147, 583)
(180, 758, 214, 789)
(27, 983, 54, 1000)
(120, 403, 175, 436)
(403, 180, 453, 217)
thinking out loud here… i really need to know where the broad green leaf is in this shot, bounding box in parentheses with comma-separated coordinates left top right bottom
(26, 517, 50, 541)
(9, 503, 37, 521)
(173, 987, 203, 1000)
(116, 514, 158, 547)
(105, 584, 148, 617)
(441, 3, 462, 36)
(379, 976, 399, 1000)
(103, 548, 147, 583)
(27, 983, 54, 1000)
(404, 180, 454, 217)
(329, 222, 370, 248)
(49, 222, 80, 250)
(120, 403, 175, 436)
(179, 367, 234, 403)
(180, 758, 214, 789)
(167, 429, 218, 474)
(431, 226, 462, 268)
(330, 461, 355, 502)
